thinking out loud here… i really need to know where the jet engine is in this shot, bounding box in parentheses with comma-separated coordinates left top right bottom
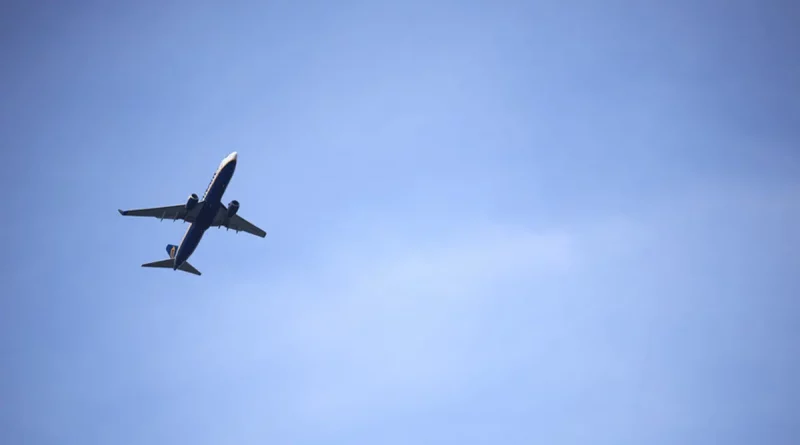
(185, 193, 199, 211)
(227, 200, 240, 218)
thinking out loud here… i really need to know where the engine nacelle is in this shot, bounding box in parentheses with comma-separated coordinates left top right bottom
(227, 200, 240, 218)
(185, 193, 199, 211)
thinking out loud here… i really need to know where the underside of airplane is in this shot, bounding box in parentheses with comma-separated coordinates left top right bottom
(118, 151, 266, 276)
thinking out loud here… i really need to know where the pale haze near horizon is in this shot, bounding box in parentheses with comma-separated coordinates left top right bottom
(1, 1, 799, 444)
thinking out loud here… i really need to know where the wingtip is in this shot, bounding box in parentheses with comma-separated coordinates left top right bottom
(118, 209, 125, 215)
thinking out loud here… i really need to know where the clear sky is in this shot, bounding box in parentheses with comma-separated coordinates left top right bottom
(2, 1, 799, 444)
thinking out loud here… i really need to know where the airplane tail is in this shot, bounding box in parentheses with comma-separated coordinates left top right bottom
(141, 258, 202, 276)
(140, 244, 201, 276)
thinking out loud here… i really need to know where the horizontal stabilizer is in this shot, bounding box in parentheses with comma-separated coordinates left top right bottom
(141, 258, 201, 276)
(177, 261, 201, 276)
(141, 259, 173, 269)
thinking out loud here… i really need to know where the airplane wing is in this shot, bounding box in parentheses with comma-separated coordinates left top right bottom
(118, 204, 200, 222)
(211, 206, 267, 238)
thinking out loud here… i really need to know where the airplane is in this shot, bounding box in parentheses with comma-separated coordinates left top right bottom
(118, 151, 266, 276)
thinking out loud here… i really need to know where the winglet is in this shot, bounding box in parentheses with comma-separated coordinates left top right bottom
(118, 209, 128, 215)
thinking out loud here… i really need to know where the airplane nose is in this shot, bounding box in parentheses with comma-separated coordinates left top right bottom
(230, 151, 238, 161)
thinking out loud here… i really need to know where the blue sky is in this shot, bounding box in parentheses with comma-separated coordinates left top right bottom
(2, 1, 799, 444)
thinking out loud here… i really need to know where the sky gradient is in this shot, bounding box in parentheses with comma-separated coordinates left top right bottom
(2, 1, 799, 444)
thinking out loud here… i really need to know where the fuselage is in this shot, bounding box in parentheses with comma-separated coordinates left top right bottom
(173, 152, 238, 269)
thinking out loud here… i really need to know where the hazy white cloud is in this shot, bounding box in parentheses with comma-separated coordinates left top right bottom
(262, 179, 800, 431)
(258, 222, 623, 428)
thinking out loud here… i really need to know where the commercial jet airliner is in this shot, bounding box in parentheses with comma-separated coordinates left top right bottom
(118, 151, 266, 276)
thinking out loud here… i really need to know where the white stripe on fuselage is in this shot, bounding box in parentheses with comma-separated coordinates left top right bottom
(201, 151, 238, 201)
